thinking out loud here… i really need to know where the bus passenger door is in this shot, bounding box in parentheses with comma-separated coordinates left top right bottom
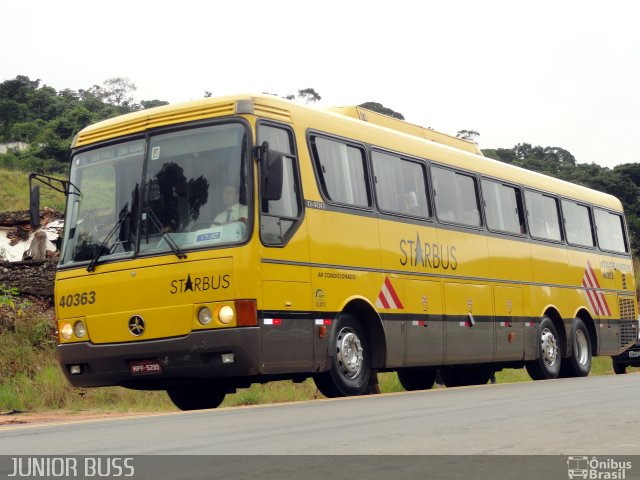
(493, 286, 524, 361)
(258, 123, 313, 374)
(404, 279, 444, 366)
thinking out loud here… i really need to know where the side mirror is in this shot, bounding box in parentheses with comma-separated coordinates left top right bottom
(29, 184, 40, 230)
(260, 142, 284, 201)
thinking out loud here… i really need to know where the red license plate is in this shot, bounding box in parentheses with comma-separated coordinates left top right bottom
(129, 359, 163, 376)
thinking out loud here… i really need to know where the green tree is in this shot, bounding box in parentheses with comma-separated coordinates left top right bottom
(0, 99, 27, 138)
(456, 130, 480, 144)
(101, 77, 137, 109)
(297, 88, 321, 103)
(358, 102, 404, 120)
(9, 120, 45, 143)
(141, 99, 170, 109)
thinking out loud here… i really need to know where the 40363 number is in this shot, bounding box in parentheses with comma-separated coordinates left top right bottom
(59, 291, 96, 308)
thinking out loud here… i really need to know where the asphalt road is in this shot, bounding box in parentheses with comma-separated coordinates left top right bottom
(1, 374, 639, 455)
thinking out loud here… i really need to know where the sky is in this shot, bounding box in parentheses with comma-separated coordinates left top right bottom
(2, 0, 639, 168)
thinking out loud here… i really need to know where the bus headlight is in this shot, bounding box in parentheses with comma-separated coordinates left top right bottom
(60, 322, 73, 340)
(218, 305, 234, 324)
(73, 321, 86, 338)
(198, 307, 213, 326)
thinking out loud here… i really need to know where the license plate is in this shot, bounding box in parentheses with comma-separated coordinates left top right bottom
(129, 359, 163, 376)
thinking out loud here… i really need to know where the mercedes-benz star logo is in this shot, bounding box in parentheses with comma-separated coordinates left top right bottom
(128, 315, 145, 336)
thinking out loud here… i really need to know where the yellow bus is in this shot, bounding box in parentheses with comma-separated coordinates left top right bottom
(38, 94, 638, 410)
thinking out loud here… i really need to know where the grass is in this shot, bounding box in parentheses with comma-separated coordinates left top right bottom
(0, 168, 66, 212)
(1, 347, 635, 414)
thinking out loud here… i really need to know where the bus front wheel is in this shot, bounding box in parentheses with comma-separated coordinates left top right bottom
(166, 382, 226, 411)
(313, 314, 372, 398)
(397, 368, 437, 391)
(526, 316, 562, 380)
(612, 359, 627, 375)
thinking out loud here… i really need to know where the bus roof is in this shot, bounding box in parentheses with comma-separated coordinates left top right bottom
(327, 106, 483, 156)
(73, 94, 623, 212)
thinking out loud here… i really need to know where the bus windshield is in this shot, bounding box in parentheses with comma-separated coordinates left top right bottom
(61, 122, 250, 266)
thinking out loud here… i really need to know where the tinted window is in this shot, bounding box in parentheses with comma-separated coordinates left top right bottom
(482, 179, 524, 234)
(432, 166, 481, 226)
(372, 151, 430, 218)
(311, 136, 369, 207)
(594, 209, 627, 253)
(259, 125, 301, 245)
(562, 200, 595, 247)
(525, 190, 562, 241)
(259, 124, 293, 155)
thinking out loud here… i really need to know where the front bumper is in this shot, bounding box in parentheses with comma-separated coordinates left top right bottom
(612, 341, 640, 367)
(57, 327, 261, 389)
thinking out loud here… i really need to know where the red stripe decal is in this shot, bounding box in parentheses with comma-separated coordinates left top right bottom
(384, 277, 404, 309)
(377, 291, 390, 309)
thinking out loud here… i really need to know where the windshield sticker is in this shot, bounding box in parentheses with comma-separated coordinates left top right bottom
(151, 146, 161, 160)
(196, 232, 221, 242)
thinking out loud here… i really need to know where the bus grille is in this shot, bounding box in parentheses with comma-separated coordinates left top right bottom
(620, 321, 638, 347)
(618, 297, 637, 348)
(619, 296, 636, 322)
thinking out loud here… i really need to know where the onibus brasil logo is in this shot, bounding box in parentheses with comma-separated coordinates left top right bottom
(567, 456, 632, 479)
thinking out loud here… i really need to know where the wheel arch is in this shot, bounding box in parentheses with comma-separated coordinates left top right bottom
(341, 296, 387, 370)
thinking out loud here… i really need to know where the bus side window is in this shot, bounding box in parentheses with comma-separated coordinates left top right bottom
(371, 150, 430, 218)
(432, 166, 481, 227)
(258, 124, 302, 245)
(562, 199, 595, 247)
(482, 179, 524, 235)
(525, 190, 562, 242)
(594, 208, 628, 253)
(311, 136, 369, 207)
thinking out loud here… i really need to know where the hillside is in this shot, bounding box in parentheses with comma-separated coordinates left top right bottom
(0, 169, 65, 212)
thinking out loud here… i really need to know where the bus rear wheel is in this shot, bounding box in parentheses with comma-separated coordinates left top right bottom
(313, 314, 372, 398)
(397, 367, 437, 391)
(559, 318, 592, 377)
(166, 382, 227, 411)
(526, 316, 562, 380)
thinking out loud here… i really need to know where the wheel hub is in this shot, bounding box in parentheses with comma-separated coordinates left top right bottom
(336, 327, 363, 379)
(541, 328, 558, 367)
(575, 329, 589, 366)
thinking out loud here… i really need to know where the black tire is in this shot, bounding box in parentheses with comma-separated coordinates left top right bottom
(397, 368, 437, 391)
(559, 318, 592, 377)
(526, 316, 562, 380)
(166, 382, 227, 411)
(438, 366, 492, 387)
(612, 359, 627, 375)
(313, 314, 372, 398)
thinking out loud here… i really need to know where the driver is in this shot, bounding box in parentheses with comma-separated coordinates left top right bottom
(213, 184, 247, 225)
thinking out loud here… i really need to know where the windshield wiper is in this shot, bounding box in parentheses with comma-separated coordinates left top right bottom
(86, 210, 130, 272)
(145, 207, 187, 260)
